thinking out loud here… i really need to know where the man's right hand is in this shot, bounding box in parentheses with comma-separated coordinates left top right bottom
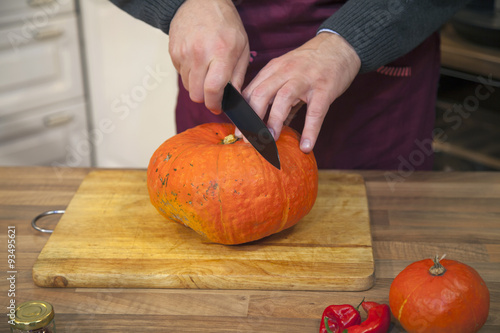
(169, 0, 250, 114)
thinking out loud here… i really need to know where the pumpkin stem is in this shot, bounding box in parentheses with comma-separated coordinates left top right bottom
(222, 134, 239, 145)
(429, 254, 447, 276)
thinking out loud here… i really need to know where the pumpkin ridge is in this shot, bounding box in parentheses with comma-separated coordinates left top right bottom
(442, 263, 479, 331)
(154, 143, 194, 224)
(259, 143, 287, 233)
(276, 150, 289, 233)
(279, 197, 290, 232)
(397, 298, 407, 321)
(250, 144, 275, 232)
(246, 141, 284, 238)
(215, 143, 229, 243)
(293, 137, 312, 223)
(278, 131, 314, 230)
(397, 271, 431, 321)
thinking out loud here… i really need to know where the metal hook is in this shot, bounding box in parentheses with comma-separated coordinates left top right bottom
(31, 210, 65, 233)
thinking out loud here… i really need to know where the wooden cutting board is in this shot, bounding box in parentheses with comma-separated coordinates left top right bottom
(33, 170, 374, 291)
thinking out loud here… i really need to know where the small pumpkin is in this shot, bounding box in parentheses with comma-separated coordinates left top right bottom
(389, 255, 490, 333)
(147, 123, 318, 245)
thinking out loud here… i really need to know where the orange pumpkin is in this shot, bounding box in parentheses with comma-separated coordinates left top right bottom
(389, 255, 490, 333)
(147, 123, 318, 245)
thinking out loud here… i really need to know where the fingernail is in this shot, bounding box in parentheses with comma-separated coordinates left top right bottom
(300, 139, 312, 151)
(268, 127, 275, 139)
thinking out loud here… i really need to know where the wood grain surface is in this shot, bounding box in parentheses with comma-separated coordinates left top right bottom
(441, 23, 500, 79)
(32, 169, 374, 291)
(1, 167, 499, 332)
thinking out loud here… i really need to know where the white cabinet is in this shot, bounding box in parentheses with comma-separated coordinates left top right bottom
(0, 0, 75, 27)
(0, 0, 89, 166)
(0, 101, 88, 166)
(0, 0, 178, 168)
(0, 13, 84, 117)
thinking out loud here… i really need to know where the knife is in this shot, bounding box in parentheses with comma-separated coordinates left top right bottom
(221, 82, 281, 170)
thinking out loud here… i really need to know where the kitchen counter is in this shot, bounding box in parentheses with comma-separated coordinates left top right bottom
(441, 23, 500, 81)
(1, 167, 499, 332)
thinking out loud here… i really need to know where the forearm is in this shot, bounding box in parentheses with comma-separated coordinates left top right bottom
(319, 0, 471, 73)
(109, 0, 186, 34)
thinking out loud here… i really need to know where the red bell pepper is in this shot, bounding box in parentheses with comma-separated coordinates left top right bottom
(319, 303, 361, 333)
(346, 301, 391, 333)
(319, 300, 391, 333)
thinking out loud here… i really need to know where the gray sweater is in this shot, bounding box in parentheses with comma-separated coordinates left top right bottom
(110, 0, 470, 73)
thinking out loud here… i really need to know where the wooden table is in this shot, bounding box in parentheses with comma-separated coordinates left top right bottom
(1, 167, 499, 332)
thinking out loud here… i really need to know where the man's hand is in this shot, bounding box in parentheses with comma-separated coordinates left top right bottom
(243, 32, 361, 153)
(169, 0, 250, 113)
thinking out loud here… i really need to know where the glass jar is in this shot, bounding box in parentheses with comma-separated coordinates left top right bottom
(9, 301, 56, 333)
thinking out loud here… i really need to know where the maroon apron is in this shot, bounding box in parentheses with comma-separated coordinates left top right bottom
(175, 0, 441, 170)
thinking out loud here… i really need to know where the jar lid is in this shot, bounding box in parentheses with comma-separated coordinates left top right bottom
(10, 301, 54, 330)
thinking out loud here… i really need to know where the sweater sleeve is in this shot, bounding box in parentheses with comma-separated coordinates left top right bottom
(110, 0, 470, 73)
(318, 0, 471, 73)
(109, 0, 186, 34)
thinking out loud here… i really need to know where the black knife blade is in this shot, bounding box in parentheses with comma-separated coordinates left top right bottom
(221, 82, 281, 170)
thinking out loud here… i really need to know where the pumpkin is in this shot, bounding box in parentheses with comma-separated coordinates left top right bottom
(389, 255, 490, 333)
(147, 123, 318, 245)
